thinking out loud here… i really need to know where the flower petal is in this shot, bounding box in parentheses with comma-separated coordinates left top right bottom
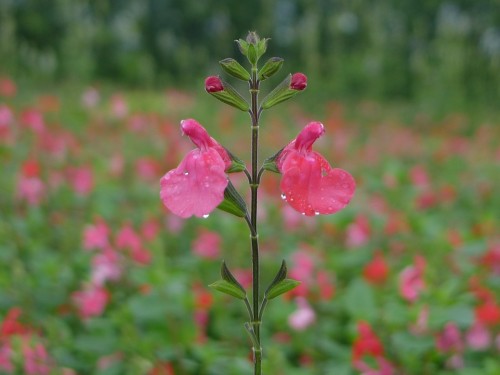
(280, 151, 355, 216)
(160, 148, 228, 218)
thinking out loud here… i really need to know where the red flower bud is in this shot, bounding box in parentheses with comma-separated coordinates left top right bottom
(290, 73, 307, 91)
(205, 76, 224, 93)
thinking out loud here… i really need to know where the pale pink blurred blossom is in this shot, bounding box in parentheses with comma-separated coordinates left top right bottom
(410, 305, 429, 335)
(130, 246, 152, 265)
(82, 219, 109, 251)
(109, 153, 125, 177)
(0, 77, 17, 97)
(136, 157, 161, 181)
(399, 255, 426, 303)
(0, 105, 13, 129)
(81, 87, 100, 109)
(288, 297, 315, 331)
(346, 214, 371, 248)
(436, 322, 463, 353)
(115, 223, 142, 251)
(110, 94, 128, 119)
(466, 322, 491, 350)
(17, 175, 45, 206)
(446, 353, 464, 370)
(409, 164, 430, 188)
(192, 230, 221, 259)
(141, 219, 160, 242)
(128, 114, 148, 132)
(72, 286, 109, 319)
(165, 214, 184, 233)
(91, 249, 122, 286)
(21, 109, 45, 133)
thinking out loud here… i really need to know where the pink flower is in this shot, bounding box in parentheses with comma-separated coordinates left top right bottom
(82, 219, 110, 251)
(110, 94, 128, 118)
(0, 105, 13, 130)
(72, 285, 109, 319)
(23, 342, 51, 375)
(277, 122, 355, 216)
(466, 322, 491, 350)
(160, 119, 230, 218)
(115, 223, 142, 251)
(290, 73, 307, 91)
(399, 255, 426, 303)
(91, 249, 122, 286)
(81, 87, 100, 109)
(205, 76, 224, 93)
(0, 77, 16, 97)
(346, 214, 371, 247)
(288, 297, 316, 331)
(17, 161, 45, 206)
(66, 166, 93, 196)
(20, 109, 45, 133)
(0, 342, 13, 373)
(192, 229, 221, 259)
(436, 322, 463, 353)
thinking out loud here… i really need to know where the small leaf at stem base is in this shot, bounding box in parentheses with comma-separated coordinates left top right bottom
(265, 279, 301, 300)
(209, 280, 246, 300)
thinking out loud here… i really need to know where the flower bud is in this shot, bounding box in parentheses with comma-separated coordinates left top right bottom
(258, 57, 284, 81)
(219, 58, 251, 81)
(261, 73, 308, 110)
(205, 76, 224, 93)
(205, 76, 250, 112)
(290, 73, 307, 90)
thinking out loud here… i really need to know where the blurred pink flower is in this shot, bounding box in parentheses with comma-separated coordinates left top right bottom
(141, 218, 160, 242)
(20, 109, 45, 133)
(436, 322, 463, 353)
(136, 157, 161, 181)
(363, 251, 389, 285)
(410, 305, 429, 335)
(277, 122, 355, 216)
(109, 153, 125, 177)
(91, 249, 122, 286)
(352, 321, 385, 363)
(82, 219, 110, 251)
(409, 164, 430, 188)
(398, 255, 426, 303)
(130, 246, 152, 265)
(192, 229, 221, 259)
(0, 105, 13, 129)
(23, 342, 51, 375)
(81, 87, 100, 109)
(110, 94, 128, 118)
(66, 166, 93, 196)
(160, 119, 230, 218)
(17, 161, 45, 206)
(466, 322, 491, 350)
(288, 297, 315, 331)
(72, 285, 109, 319)
(115, 223, 142, 251)
(0, 342, 13, 373)
(346, 215, 371, 248)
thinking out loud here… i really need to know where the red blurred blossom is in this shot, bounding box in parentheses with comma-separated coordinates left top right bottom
(17, 161, 45, 206)
(204, 76, 224, 93)
(363, 251, 389, 285)
(82, 219, 110, 251)
(398, 255, 426, 303)
(436, 322, 463, 353)
(192, 229, 221, 259)
(66, 166, 93, 196)
(316, 271, 335, 300)
(23, 342, 51, 375)
(288, 297, 316, 331)
(479, 243, 500, 275)
(290, 73, 307, 90)
(0, 308, 31, 338)
(160, 119, 230, 218)
(148, 362, 175, 375)
(346, 214, 371, 248)
(352, 321, 384, 363)
(277, 122, 355, 216)
(0, 77, 16, 97)
(466, 322, 491, 350)
(475, 300, 500, 326)
(72, 285, 109, 320)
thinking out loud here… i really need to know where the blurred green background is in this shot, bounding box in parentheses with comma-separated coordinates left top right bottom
(1, 0, 500, 111)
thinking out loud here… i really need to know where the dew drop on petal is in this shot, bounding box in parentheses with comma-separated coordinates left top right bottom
(315, 211, 320, 216)
(301, 212, 306, 216)
(184, 171, 189, 175)
(281, 193, 286, 200)
(202, 214, 210, 219)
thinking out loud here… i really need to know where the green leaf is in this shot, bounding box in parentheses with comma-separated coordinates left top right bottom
(207, 78, 249, 111)
(258, 57, 283, 80)
(217, 180, 247, 217)
(209, 280, 246, 300)
(262, 147, 284, 174)
(265, 260, 288, 295)
(261, 74, 303, 109)
(220, 261, 246, 295)
(219, 58, 251, 81)
(225, 149, 246, 173)
(236, 39, 249, 56)
(247, 44, 258, 65)
(265, 279, 301, 300)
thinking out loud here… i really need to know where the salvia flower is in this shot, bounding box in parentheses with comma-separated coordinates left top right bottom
(160, 119, 230, 218)
(277, 122, 355, 216)
(290, 73, 307, 91)
(205, 76, 224, 93)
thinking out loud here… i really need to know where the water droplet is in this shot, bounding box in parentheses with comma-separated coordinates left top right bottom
(281, 194, 286, 200)
(315, 211, 320, 216)
(301, 212, 306, 216)
(184, 171, 189, 175)
(202, 214, 209, 219)
(289, 198, 294, 202)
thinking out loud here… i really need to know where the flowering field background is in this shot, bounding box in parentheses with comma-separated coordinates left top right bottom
(1, 77, 500, 374)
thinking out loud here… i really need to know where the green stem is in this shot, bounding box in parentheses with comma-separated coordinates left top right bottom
(249, 66, 262, 375)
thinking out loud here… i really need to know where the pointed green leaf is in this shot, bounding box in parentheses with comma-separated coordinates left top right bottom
(217, 180, 247, 217)
(209, 280, 246, 300)
(207, 79, 249, 111)
(247, 44, 258, 65)
(265, 279, 301, 300)
(219, 58, 251, 81)
(258, 57, 284, 81)
(265, 260, 288, 295)
(221, 261, 246, 295)
(262, 147, 284, 174)
(236, 39, 249, 56)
